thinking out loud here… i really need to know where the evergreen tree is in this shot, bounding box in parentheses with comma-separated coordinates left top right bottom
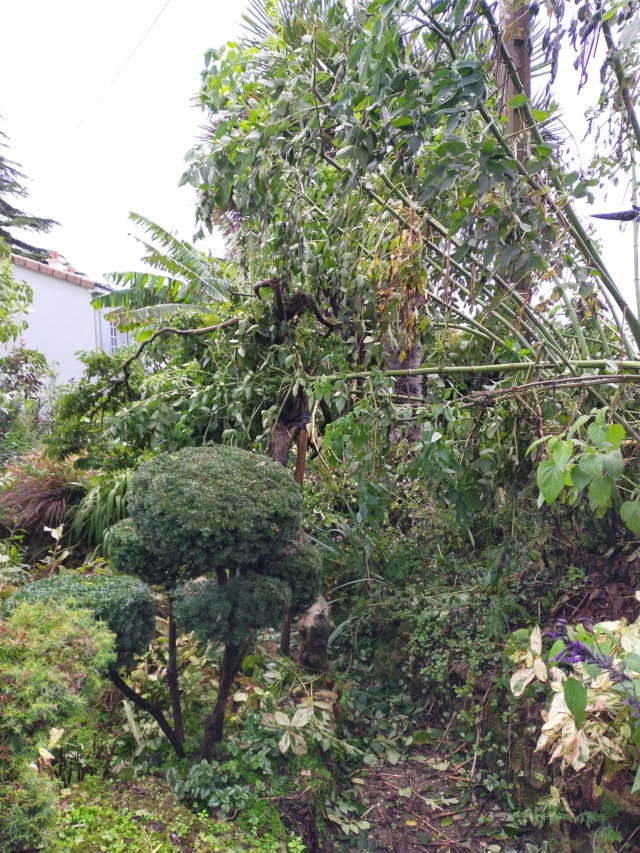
(0, 123, 57, 261)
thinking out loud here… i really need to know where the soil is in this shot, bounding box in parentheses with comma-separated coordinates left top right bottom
(336, 745, 530, 853)
(552, 552, 640, 626)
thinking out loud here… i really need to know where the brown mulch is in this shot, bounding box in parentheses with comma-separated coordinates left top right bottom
(343, 748, 517, 853)
(552, 552, 640, 626)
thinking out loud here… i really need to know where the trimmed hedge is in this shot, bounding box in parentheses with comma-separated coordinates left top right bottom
(6, 574, 155, 666)
(126, 446, 303, 573)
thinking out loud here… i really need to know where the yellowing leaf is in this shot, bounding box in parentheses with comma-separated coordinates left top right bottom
(530, 625, 542, 655)
(533, 657, 548, 682)
(405, 820, 417, 827)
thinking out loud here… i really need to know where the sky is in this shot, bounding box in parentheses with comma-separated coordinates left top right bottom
(1, 1, 638, 311)
(1, 0, 247, 280)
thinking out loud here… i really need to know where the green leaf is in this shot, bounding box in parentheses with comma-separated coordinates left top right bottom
(588, 422, 609, 449)
(569, 465, 592, 493)
(602, 450, 624, 480)
(632, 764, 640, 795)
(588, 475, 612, 512)
(537, 460, 565, 504)
(412, 730, 432, 744)
(506, 93, 528, 108)
(624, 653, 640, 673)
(563, 677, 587, 728)
(621, 501, 640, 535)
(552, 439, 573, 470)
(567, 414, 591, 439)
(577, 452, 602, 480)
(606, 424, 625, 450)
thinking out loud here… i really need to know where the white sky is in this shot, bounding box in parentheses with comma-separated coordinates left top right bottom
(1, 1, 637, 310)
(1, 0, 247, 280)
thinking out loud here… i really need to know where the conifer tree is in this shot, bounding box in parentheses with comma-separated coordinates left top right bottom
(0, 123, 57, 261)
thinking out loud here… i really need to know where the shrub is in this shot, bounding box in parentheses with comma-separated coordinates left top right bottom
(0, 600, 115, 745)
(107, 445, 322, 756)
(265, 540, 323, 611)
(0, 765, 57, 853)
(173, 575, 292, 647)
(0, 600, 116, 852)
(6, 574, 155, 666)
(127, 445, 303, 572)
(0, 452, 89, 546)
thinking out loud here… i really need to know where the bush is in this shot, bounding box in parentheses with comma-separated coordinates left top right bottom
(127, 445, 303, 573)
(0, 765, 57, 853)
(0, 600, 115, 852)
(0, 600, 115, 746)
(266, 541, 323, 611)
(6, 574, 155, 666)
(0, 452, 89, 546)
(173, 575, 292, 647)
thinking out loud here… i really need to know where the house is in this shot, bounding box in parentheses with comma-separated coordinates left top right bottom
(10, 253, 129, 384)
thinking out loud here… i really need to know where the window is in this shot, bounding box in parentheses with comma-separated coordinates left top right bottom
(109, 321, 119, 355)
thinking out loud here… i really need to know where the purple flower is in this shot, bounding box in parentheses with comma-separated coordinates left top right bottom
(548, 620, 640, 722)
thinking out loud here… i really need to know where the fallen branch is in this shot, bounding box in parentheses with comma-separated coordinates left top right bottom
(95, 316, 241, 410)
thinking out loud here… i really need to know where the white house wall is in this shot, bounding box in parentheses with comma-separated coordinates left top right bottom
(11, 261, 115, 384)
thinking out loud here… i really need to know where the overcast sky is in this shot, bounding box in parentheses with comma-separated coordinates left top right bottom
(1, 1, 638, 311)
(1, 0, 247, 280)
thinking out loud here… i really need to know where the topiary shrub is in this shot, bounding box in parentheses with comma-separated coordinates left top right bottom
(105, 518, 168, 586)
(173, 575, 292, 648)
(107, 444, 322, 757)
(127, 445, 303, 574)
(266, 541, 323, 612)
(6, 574, 156, 666)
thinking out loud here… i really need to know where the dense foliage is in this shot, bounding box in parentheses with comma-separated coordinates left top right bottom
(7, 574, 156, 666)
(125, 445, 304, 573)
(2, 0, 640, 847)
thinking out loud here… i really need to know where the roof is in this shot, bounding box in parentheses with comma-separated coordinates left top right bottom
(10, 253, 113, 291)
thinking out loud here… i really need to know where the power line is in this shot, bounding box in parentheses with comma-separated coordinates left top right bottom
(48, 0, 173, 161)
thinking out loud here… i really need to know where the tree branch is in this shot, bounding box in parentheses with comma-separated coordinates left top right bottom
(109, 671, 185, 757)
(95, 317, 241, 410)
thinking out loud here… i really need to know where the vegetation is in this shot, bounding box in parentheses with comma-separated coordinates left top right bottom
(0, 124, 56, 261)
(3, 0, 640, 849)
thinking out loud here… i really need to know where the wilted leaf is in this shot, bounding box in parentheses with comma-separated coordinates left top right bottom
(291, 706, 314, 728)
(279, 731, 291, 754)
(530, 625, 542, 655)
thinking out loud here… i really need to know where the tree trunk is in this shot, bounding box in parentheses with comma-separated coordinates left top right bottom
(385, 339, 423, 443)
(166, 605, 185, 747)
(297, 596, 334, 673)
(268, 418, 297, 466)
(202, 643, 244, 759)
(498, 0, 531, 160)
(499, 0, 532, 295)
(110, 671, 184, 758)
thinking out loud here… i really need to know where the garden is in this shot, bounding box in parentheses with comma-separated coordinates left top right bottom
(2, 0, 640, 851)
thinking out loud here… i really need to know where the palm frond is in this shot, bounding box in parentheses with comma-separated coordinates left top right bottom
(105, 303, 205, 328)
